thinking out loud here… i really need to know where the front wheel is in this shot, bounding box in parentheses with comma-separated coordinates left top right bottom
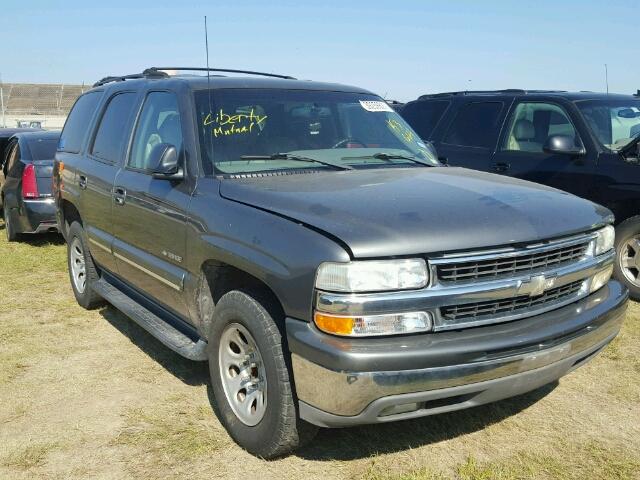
(614, 216, 640, 300)
(208, 290, 317, 458)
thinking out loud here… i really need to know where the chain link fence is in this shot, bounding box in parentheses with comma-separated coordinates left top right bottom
(0, 82, 92, 128)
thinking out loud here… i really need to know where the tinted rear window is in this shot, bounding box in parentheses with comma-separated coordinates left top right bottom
(28, 137, 60, 160)
(91, 92, 138, 163)
(400, 100, 450, 140)
(443, 102, 504, 148)
(59, 92, 101, 153)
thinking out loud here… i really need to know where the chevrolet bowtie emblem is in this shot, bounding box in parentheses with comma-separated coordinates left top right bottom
(517, 274, 556, 297)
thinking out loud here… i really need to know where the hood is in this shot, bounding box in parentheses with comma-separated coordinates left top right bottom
(219, 167, 612, 258)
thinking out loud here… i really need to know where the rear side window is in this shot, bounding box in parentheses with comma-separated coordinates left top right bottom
(5, 143, 21, 178)
(59, 92, 101, 153)
(400, 100, 450, 140)
(91, 92, 138, 163)
(443, 102, 504, 148)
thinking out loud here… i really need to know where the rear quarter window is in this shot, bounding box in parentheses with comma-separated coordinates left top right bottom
(443, 101, 504, 148)
(59, 91, 102, 153)
(400, 100, 450, 140)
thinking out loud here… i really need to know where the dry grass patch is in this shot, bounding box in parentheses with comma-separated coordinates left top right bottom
(2, 442, 60, 470)
(114, 395, 231, 462)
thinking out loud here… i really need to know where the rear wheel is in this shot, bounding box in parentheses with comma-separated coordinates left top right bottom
(66, 221, 104, 309)
(208, 290, 317, 458)
(3, 203, 20, 242)
(614, 216, 640, 300)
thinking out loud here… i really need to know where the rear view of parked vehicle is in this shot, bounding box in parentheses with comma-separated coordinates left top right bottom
(400, 90, 640, 299)
(1, 130, 60, 241)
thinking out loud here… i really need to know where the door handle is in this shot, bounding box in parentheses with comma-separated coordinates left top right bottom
(78, 175, 87, 190)
(492, 162, 510, 173)
(113, 186, 127, 205)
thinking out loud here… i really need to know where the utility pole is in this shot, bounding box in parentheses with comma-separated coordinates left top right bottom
(0, 73, 5, 128)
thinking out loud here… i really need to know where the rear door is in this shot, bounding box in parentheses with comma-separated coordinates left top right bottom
(80, 91, 140, 272)
(434, 100, 509, 171)
(111, 90, 192, 318)
(491, 100, 596, 198)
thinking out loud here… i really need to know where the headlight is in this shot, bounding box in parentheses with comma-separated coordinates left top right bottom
(594, 225, 615, 256)
(314, 311, 433, 336)
(315, 259, 428, 292)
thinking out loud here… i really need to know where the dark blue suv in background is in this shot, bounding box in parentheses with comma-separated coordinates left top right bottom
(400, 90, 640, 298)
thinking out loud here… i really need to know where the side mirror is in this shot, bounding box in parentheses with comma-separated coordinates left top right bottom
(149, 143, 184, 180)
(543, 135, 585, 156)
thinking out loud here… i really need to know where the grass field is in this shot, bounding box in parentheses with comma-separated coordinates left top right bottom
(0, 226, 638, 480)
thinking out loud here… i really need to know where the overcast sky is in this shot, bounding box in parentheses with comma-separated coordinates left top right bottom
(1, 0, 637, 101)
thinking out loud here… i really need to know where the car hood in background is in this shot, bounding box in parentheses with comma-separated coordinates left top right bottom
(219, 167, 612, 258)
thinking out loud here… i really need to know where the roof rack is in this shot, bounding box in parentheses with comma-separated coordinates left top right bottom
(418, 89, 567, 100)
(144, 67, 296, 80)
(93, 70, 169, 87)
(92, 67, 296, 88)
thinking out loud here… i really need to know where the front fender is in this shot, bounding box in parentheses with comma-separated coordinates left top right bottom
(184, 189, 350, 329)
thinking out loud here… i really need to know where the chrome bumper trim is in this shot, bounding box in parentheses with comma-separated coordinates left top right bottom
(292, 297, 624, 416)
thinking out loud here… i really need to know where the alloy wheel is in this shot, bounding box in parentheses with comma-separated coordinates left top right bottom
(619, 235, 640, 287)
(70, 237, 87, 294)
(218, 323, 267, 426)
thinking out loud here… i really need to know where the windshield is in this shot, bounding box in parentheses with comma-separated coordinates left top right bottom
(577, 99, 640, 151)
(194, 89, 439, 175)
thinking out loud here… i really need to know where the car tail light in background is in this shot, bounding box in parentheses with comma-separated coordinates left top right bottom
(21, 164, 40, 199)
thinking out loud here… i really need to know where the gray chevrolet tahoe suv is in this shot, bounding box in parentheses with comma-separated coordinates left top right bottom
(53, 67, 628, 458)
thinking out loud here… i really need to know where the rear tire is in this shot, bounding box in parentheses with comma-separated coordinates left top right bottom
(66, 221, 104, 309)
(3, 203, 20, 242)
(614, 216, 640, 300)
(208, 290, 317, 458)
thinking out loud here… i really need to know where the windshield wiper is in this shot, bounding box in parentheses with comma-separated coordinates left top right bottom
(341, 152, 436, 167)
(240, 153, 353, 171)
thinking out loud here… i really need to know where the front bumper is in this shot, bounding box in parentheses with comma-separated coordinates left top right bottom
(287, 280, 627, 427)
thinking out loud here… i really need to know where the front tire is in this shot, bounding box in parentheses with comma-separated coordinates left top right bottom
(614, 216, 640, 300)
(66, 221, 104, 309)
(208, 290, 317, 458)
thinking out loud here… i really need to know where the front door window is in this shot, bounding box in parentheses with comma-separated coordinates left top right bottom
(502, 102, 581, 153)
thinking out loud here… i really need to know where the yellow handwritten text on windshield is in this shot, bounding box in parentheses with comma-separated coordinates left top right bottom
(386, 117, 415, 143)
(204, 109, 268, 137)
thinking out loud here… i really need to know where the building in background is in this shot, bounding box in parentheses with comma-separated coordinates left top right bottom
(0, 83, 92, 130)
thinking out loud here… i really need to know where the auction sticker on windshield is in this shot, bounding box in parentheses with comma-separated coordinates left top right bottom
(360, 100, 394, 112)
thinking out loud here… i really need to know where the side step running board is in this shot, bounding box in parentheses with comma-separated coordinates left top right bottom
(92, 278, 208, 361)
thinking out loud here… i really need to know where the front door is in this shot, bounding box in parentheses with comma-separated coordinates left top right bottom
(111, 91, 191, 318)
(491, 101, 596, 199)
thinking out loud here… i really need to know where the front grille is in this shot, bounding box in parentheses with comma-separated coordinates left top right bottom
(440, 279, 585, 323)
(436, 241, 589, 283)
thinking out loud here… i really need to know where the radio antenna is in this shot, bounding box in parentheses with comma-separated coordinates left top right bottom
(205, 16, 212, 113)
